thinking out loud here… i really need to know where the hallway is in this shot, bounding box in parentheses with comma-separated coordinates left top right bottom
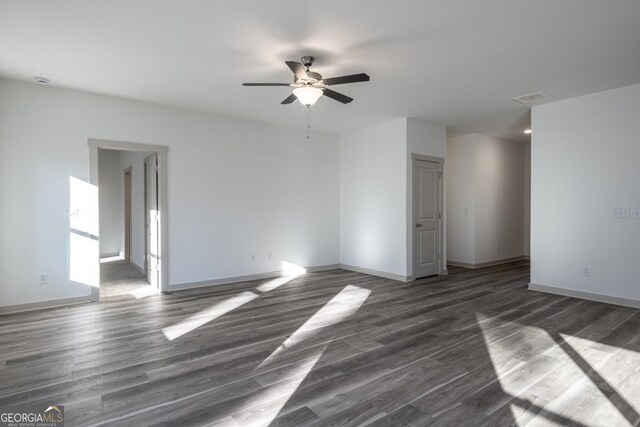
(100, 260, 150, 299)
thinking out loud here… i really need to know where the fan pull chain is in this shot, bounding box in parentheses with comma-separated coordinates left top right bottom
(306, 105, 311, 141)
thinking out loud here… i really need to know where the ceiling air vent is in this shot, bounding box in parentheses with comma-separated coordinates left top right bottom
(512, 91, 552, 105)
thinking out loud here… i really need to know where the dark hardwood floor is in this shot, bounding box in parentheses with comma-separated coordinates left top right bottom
(1, 261, 639, 426)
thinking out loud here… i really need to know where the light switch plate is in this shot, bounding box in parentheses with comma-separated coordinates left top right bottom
(632, 208, 640, 219)
(612, 208, 630, 219)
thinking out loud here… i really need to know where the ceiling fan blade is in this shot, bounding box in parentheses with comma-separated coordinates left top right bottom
(281, 93, 297, 104)
(242, 83, 291, 86)
(285, 61, 309, 80)
(322, 88, 353, 104)
(323, 73, 370, 86)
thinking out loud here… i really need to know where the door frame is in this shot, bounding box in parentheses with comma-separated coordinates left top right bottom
(411, 154, 445, 279)
(123, 167, 132, 263)
(143, 161, 148, 276)
(143, 153, 159, 287)
(89, 139, 169, 301)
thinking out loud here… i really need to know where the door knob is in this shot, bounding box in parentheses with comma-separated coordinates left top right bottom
(416, 223, 423, 228)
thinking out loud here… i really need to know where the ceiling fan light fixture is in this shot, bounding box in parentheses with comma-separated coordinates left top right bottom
(293, 86, 323, 106)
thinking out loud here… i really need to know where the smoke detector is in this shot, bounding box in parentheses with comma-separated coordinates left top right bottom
(34, 77, 50, 85)
(512, 91, 551, 105)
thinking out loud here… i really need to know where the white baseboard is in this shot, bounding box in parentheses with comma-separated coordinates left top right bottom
(170, 264, 341, 292)
(448, 256, 527, 270)
(529, 283, 640, 309)
(100, 252, 121, 259)
(306, 264, 340, 272)
(339, 264, 410, 282)
(0, 295, 92, 315)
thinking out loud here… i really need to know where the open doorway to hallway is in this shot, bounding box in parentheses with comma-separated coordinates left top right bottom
(98, 148, 159, 299)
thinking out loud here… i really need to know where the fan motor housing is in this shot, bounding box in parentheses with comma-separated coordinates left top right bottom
(301, 56, 315, 68)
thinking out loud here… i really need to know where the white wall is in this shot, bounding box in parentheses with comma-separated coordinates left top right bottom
(531, 83, 640, 302)
(340, 117, 446, 278)
(474, 134, 525, 263)
(340, 118, 408, 276)
(98, 149, 122, 256)
(0, 78, 339, 307)
(446, 135, 476, 264)
(446, 134, 526, 265)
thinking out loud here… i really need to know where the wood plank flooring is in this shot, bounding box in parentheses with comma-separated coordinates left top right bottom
(1, 261, 640, 426)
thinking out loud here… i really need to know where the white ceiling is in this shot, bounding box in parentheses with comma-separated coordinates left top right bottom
(1, 1, 639, 142)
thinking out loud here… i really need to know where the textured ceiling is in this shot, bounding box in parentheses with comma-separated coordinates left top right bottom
(1, 0, 639, 142)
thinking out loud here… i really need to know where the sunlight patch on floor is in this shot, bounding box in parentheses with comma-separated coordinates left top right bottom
(230, 284, 370, 426)
(545, 334, 640, 426)
(162, 291, 258, 340)
(256, 262, 307, 293)
(256, 275, 299, 293)
(258, 285, 371, 369)
(161, 262, 309, 341)
(476, 313, 640, 427)
(128, 286, 158, 299)
(233, 351, 324, 427)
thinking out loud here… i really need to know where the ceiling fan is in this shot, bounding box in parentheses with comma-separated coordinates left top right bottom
(242, 56, 370, 106)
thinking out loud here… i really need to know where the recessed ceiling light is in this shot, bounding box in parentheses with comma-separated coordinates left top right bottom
(34, 77, 50, 85)
(524, 129, 532, 134)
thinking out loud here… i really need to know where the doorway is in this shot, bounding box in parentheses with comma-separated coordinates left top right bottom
(89, 139, 169, 302)
(412, 155, 444, 279)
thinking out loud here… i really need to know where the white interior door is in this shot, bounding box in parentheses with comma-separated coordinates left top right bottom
(413, 158, 442, 278)
(145, 154, 160, 289)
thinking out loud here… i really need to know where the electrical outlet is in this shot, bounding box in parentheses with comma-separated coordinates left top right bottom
(39, 273, 48, 285)
(497, 244, 501, 252)
(582, 267, 591, 278)
(612, 208, 630, 219)
(251, 254, 256, 262)
(267, 252, 272, 260)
